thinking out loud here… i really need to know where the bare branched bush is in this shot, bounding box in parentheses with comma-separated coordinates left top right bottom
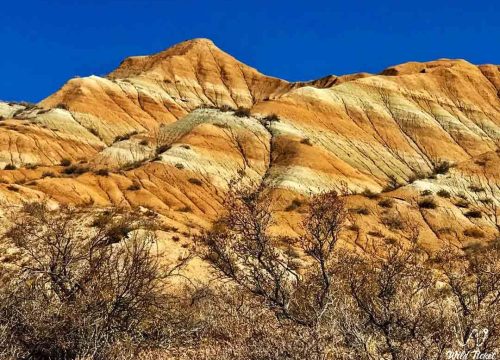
(434, 243, 500, 355)
(0, 188, 498, 359)
(200, 187, 346, 323)
(196, 185, 500, 359)
(0, 203, 190, 359)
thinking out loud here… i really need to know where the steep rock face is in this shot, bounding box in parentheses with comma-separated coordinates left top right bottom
(1, 39, 499, 252)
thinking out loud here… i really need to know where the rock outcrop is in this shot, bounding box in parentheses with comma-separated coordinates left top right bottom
(1, 38, 499, 252)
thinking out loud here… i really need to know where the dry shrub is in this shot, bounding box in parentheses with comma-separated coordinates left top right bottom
(418, 197, 437, 209)
(114, 131, 138, 143)
(300, 138, 313, 146)
(455, 199, 470, 208)
(198, 186, 347, 326)
(6, 185, 18, 192)
(94, 168, 110, 176)
(1, 186, 499, 359)
(42, 171, 56, 178)
(362, 188, 379, 199)
(263, 113, 280, 122)
(60, 158, 72, 166)
(3, 164, 16, 170)
(383, 175, 400, 191)
(188, 178, 203, 186)
(381, 212, 405, 230)
(469, 185, 485, 193)
(368, 229, 384, 237)
(437, 189, 451, 198)
(465, 209, 482, 218)
(196, 185, 500, 359)
(285, 199, 302, 212)
(378, 197, 394, 208)
(0, 204, 191, 359)
(55, 103, 69, 110)
(463, 228, 485, 238)
(353, 206, 370, 215)
(156, 144, 171, 154)
(233, 107, 251, 118)
(63, 165, 89, 175)
(127, 181, 141, 191)
(433, 160, 451, 174)
(219, 105, 234, 112)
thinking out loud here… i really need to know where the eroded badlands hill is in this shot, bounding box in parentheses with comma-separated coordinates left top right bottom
(0, 38, 499, 254)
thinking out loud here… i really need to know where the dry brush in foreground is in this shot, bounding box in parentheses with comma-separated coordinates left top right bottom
(0, 188, 499, 359)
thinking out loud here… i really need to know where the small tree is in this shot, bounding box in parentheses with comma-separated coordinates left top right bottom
(199, 186, 347, 327)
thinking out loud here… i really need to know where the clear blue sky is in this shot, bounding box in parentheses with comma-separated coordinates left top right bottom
(1, 0, 498, 102)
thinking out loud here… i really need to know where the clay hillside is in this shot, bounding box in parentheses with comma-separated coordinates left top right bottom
(0, 38, 499, 253)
